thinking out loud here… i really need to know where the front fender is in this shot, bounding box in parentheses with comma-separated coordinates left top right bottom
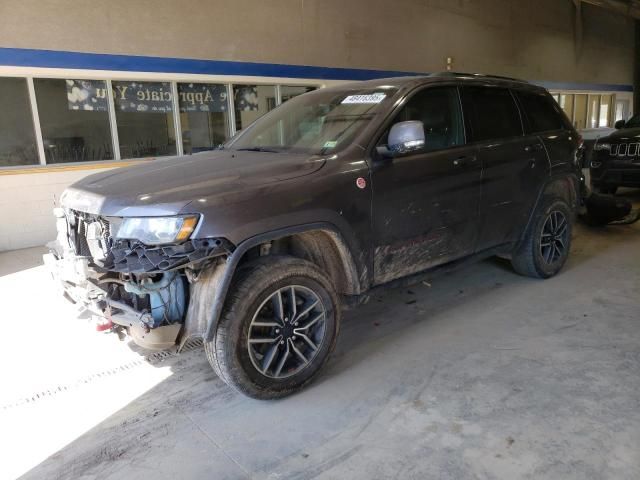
(178, 222, 363, 346)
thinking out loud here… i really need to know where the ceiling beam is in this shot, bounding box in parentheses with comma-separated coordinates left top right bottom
(578, 0, 640, 20)
(572, 0, 584, 58)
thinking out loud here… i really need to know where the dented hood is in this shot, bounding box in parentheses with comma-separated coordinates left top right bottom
(62, 150, 326, 216)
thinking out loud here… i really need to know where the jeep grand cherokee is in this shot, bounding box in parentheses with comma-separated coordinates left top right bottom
(46, 73, 582, 399)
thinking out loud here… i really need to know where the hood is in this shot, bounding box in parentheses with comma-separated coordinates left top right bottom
(62, 150, 326, 216)
(599, 127, 640, 143)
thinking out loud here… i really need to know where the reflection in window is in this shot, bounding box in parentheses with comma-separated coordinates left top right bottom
(34, 79, 113, 164)
(0, 78, 38, 166)
(112, 81, 176, 159)
(280, 85, 316, 103)
(178, 83, 230, 154)
(233, 85, 276, 131)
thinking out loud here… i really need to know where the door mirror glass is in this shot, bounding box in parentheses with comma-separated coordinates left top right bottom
(614, 119, 626, 130)
(388, 120, 425, 154)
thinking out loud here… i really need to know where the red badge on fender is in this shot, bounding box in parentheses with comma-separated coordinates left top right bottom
(356, 177, 367, 189)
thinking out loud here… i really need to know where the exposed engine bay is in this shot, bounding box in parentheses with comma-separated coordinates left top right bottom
(44, 208, 232, 350)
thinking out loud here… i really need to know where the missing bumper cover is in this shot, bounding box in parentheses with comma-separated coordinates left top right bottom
(103, 238, 233, 274)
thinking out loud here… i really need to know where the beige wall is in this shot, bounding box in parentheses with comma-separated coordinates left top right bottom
(0, 167, 115, 251)
(0, 0, 634, 86)
(0, 0, 635, 252)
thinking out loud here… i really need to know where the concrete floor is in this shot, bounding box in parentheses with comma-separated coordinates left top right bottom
(1, 191, 639, 480)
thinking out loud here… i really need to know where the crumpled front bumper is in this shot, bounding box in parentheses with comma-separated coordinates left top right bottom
(44, 250, 149, 325)
(44, 250, 185, 350)
(43, 250, 98, 305)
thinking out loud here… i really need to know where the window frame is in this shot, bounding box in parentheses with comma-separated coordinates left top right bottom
(459, 84, 525, 144)
(369, 82, 468, 158)
(176, 81, 232, 155)
(513, 88, 569, 135)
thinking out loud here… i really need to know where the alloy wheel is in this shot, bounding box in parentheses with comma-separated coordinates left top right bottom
(247, 285, 326, 379)
(539, 210, 569, 265)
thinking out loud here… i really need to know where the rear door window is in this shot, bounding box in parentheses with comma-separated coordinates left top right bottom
(515, 90, 566, 133)
(461, 86, 523, 142)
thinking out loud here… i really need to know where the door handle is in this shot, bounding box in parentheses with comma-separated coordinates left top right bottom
(524, 143, 543, 153)
(453, 155, 477, 167)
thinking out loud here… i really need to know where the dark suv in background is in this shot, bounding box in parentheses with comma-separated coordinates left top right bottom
(46, 73, 581, 399)
(591, 114, 640, 194)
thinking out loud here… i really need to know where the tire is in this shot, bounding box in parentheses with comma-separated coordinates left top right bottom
(598, 185, 618, 195)
(511, 197, 573, 279)
(205, 256, 340, 399)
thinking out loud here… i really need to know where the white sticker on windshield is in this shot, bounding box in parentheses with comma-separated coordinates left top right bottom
(341, 93, 386, 104)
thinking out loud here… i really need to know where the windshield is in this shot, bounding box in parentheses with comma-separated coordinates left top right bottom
(227, 87, 398, 155)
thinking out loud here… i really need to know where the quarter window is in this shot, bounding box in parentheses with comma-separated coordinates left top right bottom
(516, 90, 565, 133)
(461, 86, 522, 142)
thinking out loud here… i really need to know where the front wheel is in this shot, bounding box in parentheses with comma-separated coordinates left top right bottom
(205, 256, 340, 399)
(511, 197, 573, 279)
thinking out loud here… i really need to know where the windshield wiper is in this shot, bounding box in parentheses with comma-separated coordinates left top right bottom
(235, 147, 280, 153)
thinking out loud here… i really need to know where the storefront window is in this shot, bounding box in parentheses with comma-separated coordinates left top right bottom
(599, 94, 612, 127)
(113, 81, 176, 159)
(233, 85, 276, 131)
(0, 78, 38, 166)
(573, 94, 588, 130)
(558, 94, 574, 122)
(280, 85, 316, 103)
(34, 79, 113, 164)
(178, 83, 230, 154)
(587, 94, 600, 129)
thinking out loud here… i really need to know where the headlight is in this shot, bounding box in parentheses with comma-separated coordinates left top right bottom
(115, 215, 199, 245)
(593, 142, 611, 151)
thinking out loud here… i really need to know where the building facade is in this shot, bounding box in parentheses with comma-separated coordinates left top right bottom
(0, 0, 635, 251)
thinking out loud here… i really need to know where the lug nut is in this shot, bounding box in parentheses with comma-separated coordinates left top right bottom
(292, 335, 297, 340)
(280, 340, 285, 345)
(275, 329, 280, 334)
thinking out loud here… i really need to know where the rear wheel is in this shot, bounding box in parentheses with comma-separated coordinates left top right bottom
(511, 197, 573, 279)
(205, 256, 340, 399)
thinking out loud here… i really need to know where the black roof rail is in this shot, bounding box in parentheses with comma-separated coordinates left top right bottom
(429, 72, 529, 84)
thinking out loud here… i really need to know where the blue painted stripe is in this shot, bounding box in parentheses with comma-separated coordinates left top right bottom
(0, 47, 421, 81)
(0, 47, 633, 92)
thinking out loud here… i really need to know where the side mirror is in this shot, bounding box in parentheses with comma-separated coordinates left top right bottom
(614, 119, 626, 129)
(388, 121, 425, 155)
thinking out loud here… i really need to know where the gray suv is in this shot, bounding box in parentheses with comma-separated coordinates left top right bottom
(46, 73, 582, 398)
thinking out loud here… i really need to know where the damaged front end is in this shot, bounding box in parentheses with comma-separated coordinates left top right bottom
(44, 207, 233, 350)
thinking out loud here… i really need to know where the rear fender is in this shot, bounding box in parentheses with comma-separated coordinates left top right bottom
(518, 173, 579, 244)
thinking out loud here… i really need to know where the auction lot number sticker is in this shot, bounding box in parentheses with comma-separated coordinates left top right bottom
(341, 93, 386, 104)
